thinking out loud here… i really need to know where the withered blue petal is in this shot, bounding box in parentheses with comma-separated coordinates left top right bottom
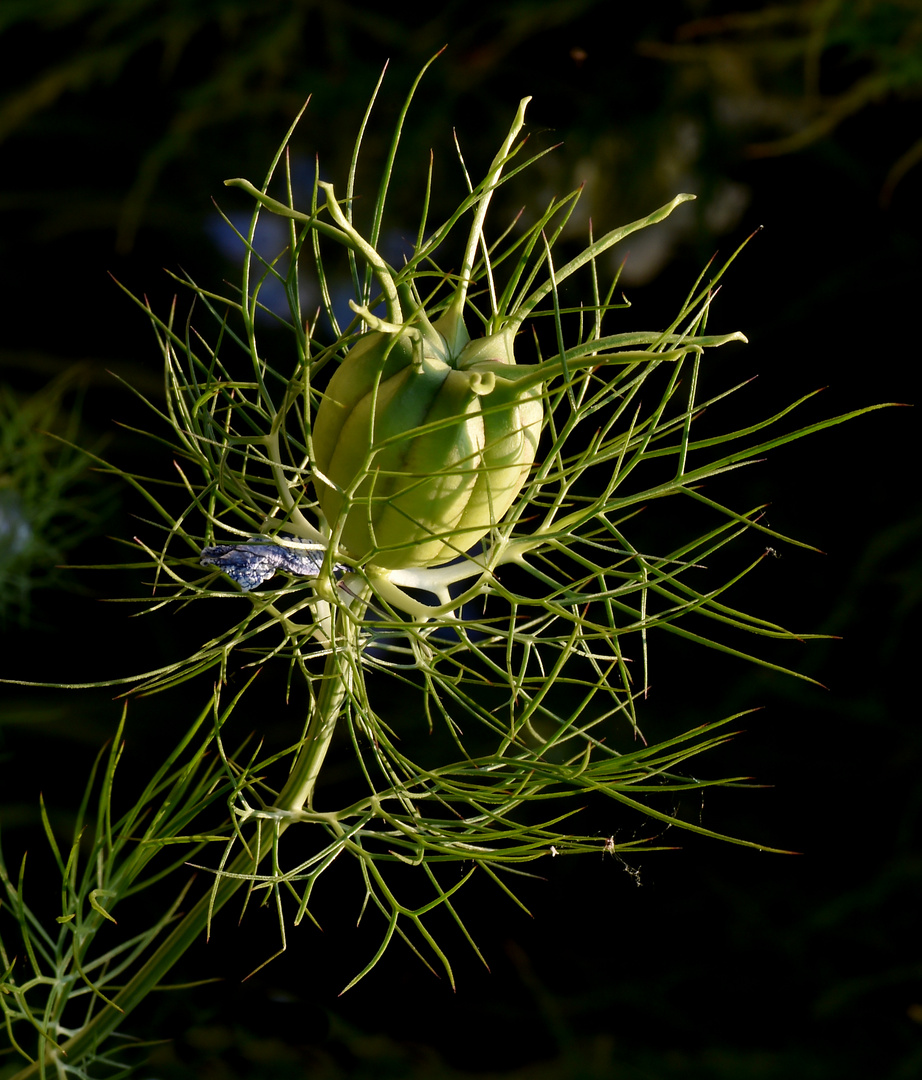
(200, 536, 332, 591)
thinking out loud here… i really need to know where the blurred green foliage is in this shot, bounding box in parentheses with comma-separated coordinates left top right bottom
(0, 371, 112, 626)
(639, 0, 922, 202)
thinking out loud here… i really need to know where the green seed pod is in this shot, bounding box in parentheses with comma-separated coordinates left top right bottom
(312, 317, 542, 570)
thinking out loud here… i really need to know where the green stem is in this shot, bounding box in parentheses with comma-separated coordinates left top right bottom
(11, 645, 351, 1078)
(317, 180, 402, 324)
(275, 648, 350, 812)
(264, 429, 324, 542)
(450, 96, 531, 321)
(509, 192, 697, 331)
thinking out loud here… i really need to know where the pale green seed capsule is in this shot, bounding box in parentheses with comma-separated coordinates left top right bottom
(312, 321, 541, 570)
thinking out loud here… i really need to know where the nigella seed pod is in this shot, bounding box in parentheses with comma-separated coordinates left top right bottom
(312, 319, 542, 570)
(226, 96, 707, 583)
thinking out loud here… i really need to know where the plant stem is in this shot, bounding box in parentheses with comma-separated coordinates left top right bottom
(11, 642, 350, 1078)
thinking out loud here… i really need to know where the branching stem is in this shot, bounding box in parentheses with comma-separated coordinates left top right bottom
(10, 638, 351, 1079)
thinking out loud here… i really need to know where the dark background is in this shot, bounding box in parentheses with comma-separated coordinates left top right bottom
(1, 2, 919, 1077)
